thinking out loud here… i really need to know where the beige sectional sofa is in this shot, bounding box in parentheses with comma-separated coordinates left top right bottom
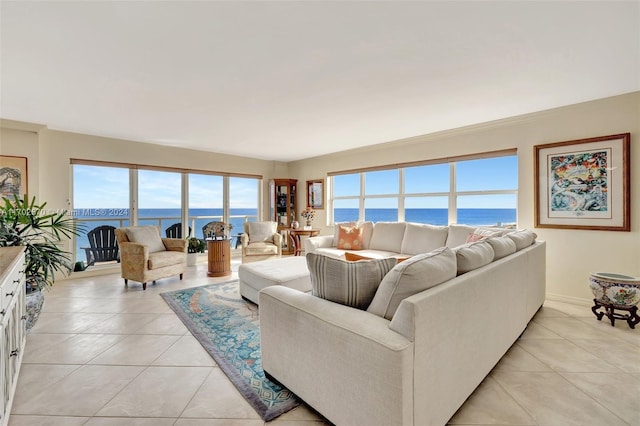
(260, 222, 545, 426)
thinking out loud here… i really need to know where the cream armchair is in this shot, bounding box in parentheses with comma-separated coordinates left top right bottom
(241, 221, 282, 263)
(114, 226, 187, 290)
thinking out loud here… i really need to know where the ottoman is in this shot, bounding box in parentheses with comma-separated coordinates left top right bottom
(238, 256, 312, 304)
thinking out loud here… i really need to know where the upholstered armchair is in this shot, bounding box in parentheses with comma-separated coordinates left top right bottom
(114, 226, 187, 290)
(241, 221, 282, 263)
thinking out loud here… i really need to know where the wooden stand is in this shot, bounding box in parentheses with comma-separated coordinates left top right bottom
(290, 228, 320, 256)
(592, 299, 640, 329)
(207, 239, 231, 277)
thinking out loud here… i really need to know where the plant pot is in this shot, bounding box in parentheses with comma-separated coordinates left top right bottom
(187, 253, 199, 267)
(26, 290, 45, 330)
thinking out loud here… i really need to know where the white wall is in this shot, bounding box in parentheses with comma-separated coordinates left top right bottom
(1, 92, 638, 302)
(289, 92, 640, 304)
(1, 125, 282, 263)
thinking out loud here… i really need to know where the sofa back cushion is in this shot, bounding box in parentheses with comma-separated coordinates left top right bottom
(367, 247, 457, 320)
(333, 222, 373, 249)
(400, 223, 449, 255)
(306, 253, 396, 310)
(246, 221, 276, 243)
(368, 222, 407, 253)
(454, 241, 495, 274)
(124, 226, 166, 253)
(486, 236, 517, 260)
(506, 229, 537, 251)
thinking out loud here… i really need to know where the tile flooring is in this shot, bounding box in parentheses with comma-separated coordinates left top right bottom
(9, 259, 640, 426)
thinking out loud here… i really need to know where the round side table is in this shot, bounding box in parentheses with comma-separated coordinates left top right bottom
(290, 228, 320, 256)
(207, 239, 231, 277)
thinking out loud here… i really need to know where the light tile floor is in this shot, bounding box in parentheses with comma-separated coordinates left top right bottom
(9, 260, 640, 426)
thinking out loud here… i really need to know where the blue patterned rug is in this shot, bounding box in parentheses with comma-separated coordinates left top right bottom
(160, 280, 299, 421)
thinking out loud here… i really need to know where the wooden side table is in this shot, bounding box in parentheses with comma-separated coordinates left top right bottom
(207, 239, 231, 277)
(290, 229, 320, 256)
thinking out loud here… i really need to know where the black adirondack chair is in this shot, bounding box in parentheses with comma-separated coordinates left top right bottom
(165, 223, 191, 239)
(82, 225, 120, 266)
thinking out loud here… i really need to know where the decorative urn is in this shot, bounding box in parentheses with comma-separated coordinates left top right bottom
(589, 272, 640, 328)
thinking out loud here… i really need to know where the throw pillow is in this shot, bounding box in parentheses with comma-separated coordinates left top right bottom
(124, 226, 166, 253)
(344, 252, 410, 263)
(306, 253, 396, 310)
(464, 228, 502, 243)
(454, 241, 495, 274)
(486, 236, 517, 260)
(367, 247, 457, 320)
(506, 229, 537, 251)
(344, 252, 374, 261)
(333, 221, 374, 249)
(337, 225, 363, 250)
(248, 222, 275, 243)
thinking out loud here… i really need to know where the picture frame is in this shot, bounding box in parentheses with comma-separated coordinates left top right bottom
(0, 155, 28, 198)
(534, 133, 630, 231)
(307, 179, 324, 209)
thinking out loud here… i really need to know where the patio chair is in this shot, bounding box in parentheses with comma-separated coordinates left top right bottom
(82, 225, 120, 266)
(165, 222, 191, 239)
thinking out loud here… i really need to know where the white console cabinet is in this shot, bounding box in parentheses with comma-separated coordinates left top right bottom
(0, 247, 26, 426)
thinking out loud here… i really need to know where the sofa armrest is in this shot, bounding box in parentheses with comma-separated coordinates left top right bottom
(304, 235, 334, 254)
(118, 242, 149, 264)
(272, 233, 283, 255)
(162, 238, 188, 252)
(259, 286, 413, 426)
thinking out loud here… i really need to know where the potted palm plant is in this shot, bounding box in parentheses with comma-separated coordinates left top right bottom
(0, 195, 83, 328)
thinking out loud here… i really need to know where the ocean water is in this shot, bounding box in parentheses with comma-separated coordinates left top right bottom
(73, 207, 515, 263)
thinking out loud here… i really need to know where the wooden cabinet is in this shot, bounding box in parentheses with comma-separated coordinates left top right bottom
(207, 239, 231, 277)
(270, 179, 297, 255)
(0, 247, 26, 426)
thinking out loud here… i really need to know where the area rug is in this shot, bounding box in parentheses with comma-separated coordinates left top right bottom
(160, 280, 299, 421)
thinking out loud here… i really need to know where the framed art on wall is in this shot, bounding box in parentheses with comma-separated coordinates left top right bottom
(534, 133, 630, 231)
(0, 155, 28, 198)
(307, 179, 324, 209)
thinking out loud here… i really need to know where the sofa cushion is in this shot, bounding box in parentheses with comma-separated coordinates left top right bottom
(245, 242, 279, 256)
(368, 222, 407, 253)
(445, 224, 478, 248)
(148, 251, 184, 269)
(506, 229, 537, 251)
(454, 241, 495, 274)
(125, 226, 166, 253)
(367, 247, 457, 320)
(337, 224, 364, 250)
(307, 253, 396, 310)
(486, 236, 517, 260)
(400, 223, 449, 255)
(247, 222, 276, 243)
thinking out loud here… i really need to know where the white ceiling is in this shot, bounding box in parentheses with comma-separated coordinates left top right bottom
(1, 1, 639, 162)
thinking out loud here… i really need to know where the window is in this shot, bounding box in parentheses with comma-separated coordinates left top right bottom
(189, 174, 224, 239)
(71, 161, 262, 268)
(330, 152, 517, 226)
(138, 169, 182, 232)
(229, 176, 259, 235)
(72, 164, 130, 265)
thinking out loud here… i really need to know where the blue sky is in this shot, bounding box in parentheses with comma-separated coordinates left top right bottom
(74, 156, 517, 210)
(73, 166, 258, 209)
(334, 156, 518, 208)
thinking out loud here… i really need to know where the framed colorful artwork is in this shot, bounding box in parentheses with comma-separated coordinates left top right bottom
(0, 155, 28, 198)
(534, 133, 630, 231)
(307, 179, 324, 209)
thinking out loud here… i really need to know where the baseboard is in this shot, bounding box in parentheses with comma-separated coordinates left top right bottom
(546, 293, 592, 307)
